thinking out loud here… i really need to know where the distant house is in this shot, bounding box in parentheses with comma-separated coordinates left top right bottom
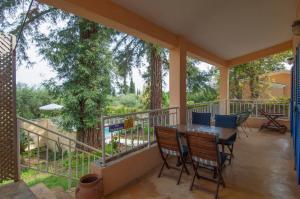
(242, 70, 291, 99)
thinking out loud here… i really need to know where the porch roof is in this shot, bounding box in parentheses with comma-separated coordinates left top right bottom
(39, 0, 295, 66)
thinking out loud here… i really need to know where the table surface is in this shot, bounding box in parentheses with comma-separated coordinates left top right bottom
(176, 124, 237, 141)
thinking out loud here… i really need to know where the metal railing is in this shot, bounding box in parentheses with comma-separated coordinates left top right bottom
(18, 117, 102, 188)
(187, 100, 225, 123)
(229, 99, 290, 119)
(101, 107, 179, 166)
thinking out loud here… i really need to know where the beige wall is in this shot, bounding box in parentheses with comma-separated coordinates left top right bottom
(242, 72, 291, 99)
(91, 145, 162, 196)
(20, 119, 76, 152)
(246, 117, 290, 130)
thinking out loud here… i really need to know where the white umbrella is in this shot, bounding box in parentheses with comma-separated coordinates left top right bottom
(39, 103, 63, 111)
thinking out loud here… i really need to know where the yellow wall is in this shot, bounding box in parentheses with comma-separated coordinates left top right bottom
(242, 71, 291, 99)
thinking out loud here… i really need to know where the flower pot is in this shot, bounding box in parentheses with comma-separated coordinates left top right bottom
(76, 174, 103, 199)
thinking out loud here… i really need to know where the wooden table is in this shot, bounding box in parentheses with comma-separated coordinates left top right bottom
(176, 124, 237, 142)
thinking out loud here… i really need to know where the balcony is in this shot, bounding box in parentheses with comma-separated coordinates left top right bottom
(106, 128, 299, 199)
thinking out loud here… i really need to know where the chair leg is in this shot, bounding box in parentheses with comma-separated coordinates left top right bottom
(177, 164, 184, 185)
(158, 162, 166, 178)
(158, 154, 169, 177)
(190, 164, 199, 191)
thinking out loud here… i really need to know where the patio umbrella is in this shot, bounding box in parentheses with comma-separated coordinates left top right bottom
(39, 103, 63, 111)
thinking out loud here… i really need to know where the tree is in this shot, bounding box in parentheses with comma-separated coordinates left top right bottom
(40, 17, 115, 146)
(229, 51, 292, 99)
(16, 83, 54, 119)
(113, 34, 168, 110)
(1, 1, 115, 147)
(129, 77, 135, 94)
(186, 58, 218, 104)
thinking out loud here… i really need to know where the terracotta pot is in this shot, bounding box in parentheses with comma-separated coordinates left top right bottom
(76, 174, 103, 199)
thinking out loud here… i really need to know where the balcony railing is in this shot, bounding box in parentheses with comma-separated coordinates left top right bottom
(229, 99, 290, 119)
(187, 99, 290, 121)
(18, 117, 102, 189)
(101, 107, 178, 166)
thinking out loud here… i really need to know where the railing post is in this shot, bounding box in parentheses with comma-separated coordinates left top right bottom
(101, 116, 106, 167)
(148, 115, 151, 147)
(68, 139, 72, 189)
(16, 119, 21, 181)
(255, 100, 258, 117)
(175, 108, 178, 125)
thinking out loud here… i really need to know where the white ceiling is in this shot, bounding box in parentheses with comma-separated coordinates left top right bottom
(113, 0, 297, 60)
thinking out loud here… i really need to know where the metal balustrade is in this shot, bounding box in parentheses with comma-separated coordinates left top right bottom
(187, 99, 290, 122)
(229, 99, 290, 119)
(187, 100, 224, 124)
(18, 117, 102, 189)
(101, 107, 179, 166)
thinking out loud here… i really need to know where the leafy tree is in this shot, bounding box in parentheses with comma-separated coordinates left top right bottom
(186, 58, 218, 104)
(129, 77, 135, 94)
(1, 1, 115, 146)
(40, 17, 115, 146)
(230, 51, 292, 99)
(113, 34, 168, 110)
(16, 83, 54, 119)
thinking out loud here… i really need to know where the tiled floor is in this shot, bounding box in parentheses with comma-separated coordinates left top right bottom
(107, 129, 300, 199)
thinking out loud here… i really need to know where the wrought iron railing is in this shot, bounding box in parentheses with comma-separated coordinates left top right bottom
(18, 117, 102, 188)
(229, 99, 290, 119)
(187, 100, 225, 123)
(186, 99, 290, 121)
(101, 107, 179, 166)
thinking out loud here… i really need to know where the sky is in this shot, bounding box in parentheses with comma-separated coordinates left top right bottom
(16, 46, 214, 92)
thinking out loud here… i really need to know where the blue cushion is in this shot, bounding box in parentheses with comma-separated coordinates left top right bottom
(215, 114, 238, 128)
(192, 112, 211, 126)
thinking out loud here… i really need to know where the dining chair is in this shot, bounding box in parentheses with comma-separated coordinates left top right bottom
(215, 114, 238, 164)
(186, 132, 226, 199)
(154, 126, 190, 185)
(192, 112, 211, 126)
(236, 111, 251, 137)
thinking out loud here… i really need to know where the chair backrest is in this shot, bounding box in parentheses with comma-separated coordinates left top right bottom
(215, 114, 238, 128)
(186, 132, 220, 166)
(192, 112, 211, 126)
(155, 126, 181, 156)
(237, 111, 250, 126)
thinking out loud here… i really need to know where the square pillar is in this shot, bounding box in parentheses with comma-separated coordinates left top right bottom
(169, 39, 187, 124)
(219, 66, 229, 114)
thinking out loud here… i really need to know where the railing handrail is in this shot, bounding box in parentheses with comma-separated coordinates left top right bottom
(18, 116, 102, 153)
(21, 128, 101, 156)
(229, 99, 290, 103)
(188, 100, 221, 108)
(102, 106, 179, 120)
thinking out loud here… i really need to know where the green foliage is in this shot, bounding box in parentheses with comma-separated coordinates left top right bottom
(38, 17, 115, 135)
(106, 94, 142, 114)
(16, 83, 55, 119)
(186, 57, 218, 104)
(230, 50, 292, 99)
(21, 169, 77, 190)
(129, 77, 135, 94)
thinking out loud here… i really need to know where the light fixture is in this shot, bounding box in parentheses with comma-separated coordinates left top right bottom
(292, 20, 300, 35)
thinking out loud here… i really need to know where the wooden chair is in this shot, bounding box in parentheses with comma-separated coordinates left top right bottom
(155, 126, 190, 185)
(186, 132, 226, 199)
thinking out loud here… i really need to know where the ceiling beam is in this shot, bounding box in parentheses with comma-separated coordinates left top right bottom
(38, 0, 227, 67)
(186, 41, 228, 67)
(228, 40, 292, 67)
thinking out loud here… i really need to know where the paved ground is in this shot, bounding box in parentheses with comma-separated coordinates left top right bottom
(107, 128, 300, 199)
